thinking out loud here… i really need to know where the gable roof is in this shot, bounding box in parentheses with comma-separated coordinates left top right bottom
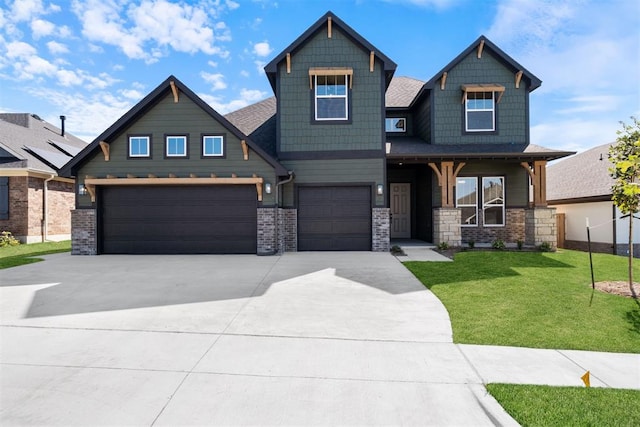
(225, 97, 277, 157)
(264, 11, 397, 93)
(423, 35, 542, 92)
(386, 76, 425, 109)
(547, 142, 614, 203)
(59, 76, 288, 177)
(0, 113, 88, 175)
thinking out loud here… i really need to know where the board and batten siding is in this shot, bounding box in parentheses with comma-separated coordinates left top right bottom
(76, 92, 277, 207)
(432, 50, 528, 145)
(277, 27, 385, 153)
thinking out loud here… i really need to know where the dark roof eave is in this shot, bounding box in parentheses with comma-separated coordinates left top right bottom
(548, 195, 612, 205)
(386, 151, 575, 162)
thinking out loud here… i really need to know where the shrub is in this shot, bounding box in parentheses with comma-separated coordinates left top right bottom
(467, 240, 475, 249)
(516, 239, 524, 250)
(0, 231, 20, 248)
(538, 241, 552, 252)
(492, 239, 506, 250)
(437, 241, 450, 250)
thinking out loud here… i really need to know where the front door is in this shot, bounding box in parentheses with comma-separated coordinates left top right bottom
(390, 183, 410, 238)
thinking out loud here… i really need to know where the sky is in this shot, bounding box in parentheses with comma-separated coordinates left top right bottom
(0, 0, 638, 154)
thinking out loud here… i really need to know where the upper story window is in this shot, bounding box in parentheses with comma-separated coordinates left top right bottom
(315, 74, 349, 120)
(462, 84, 505, 133)
(385, 118, 406, 133)
(129, 135, 150, 158)
(166, 135, 187, 157)
(202, 135, 224, 157)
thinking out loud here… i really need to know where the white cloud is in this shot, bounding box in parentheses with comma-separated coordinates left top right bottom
(254, 59, 266, 74)
(207, 60, 218, 68)
(225, 0, 240, 11)
(554, 96, 620, 115)
(119, 88, 144, 100)
(200, 71, 227, 91)
(6, 41, 38, 58)
(12, 0, 46, 22)
(531, 119, 619, 153)
(252, 41, 272, 57)
(30, 18, 54, 38)
(56, 69, 79, 86)
(382, 0, 460, 9)
(46, 40, 68, 55)
(200, 87, 268, 114)
(240, 70, 249, 78)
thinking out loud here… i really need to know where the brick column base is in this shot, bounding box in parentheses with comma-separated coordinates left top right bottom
(433, 208, 461, 247)
(257, 207, 277, 255)
(372, 208, 390, 252)
(525, 207, 557, 250)
(278, 208, 297, 253)
(71, 209, 96, 255)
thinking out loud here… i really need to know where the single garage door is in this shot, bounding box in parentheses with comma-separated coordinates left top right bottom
(298, 186, 371, 251)
(100, 185, 257, 254)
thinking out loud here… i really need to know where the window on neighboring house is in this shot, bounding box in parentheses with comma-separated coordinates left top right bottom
(456, 177, 478, 226)
(385, 118, 406, 133)
(202, 135, 224, 157)
(0, 177, 8, 220)
(314, 74, 349, 121)
(166, 135, 187, 157)
(465, 91, 495, 132)
(482, 176, 505, 226)
(129, 135, 150, 158)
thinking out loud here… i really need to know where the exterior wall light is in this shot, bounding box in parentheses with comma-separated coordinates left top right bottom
(265, 182, 272, 194)
(377, 184, 384, 196)
(78, 184, 87, 196)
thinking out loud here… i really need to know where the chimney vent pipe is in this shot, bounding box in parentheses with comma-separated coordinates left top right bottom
(59, 115, 66, 137)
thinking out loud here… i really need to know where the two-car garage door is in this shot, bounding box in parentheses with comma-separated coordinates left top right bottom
(100, 185, 257, 254)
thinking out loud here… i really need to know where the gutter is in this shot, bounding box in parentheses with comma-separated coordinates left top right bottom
(42, 174, 55, 242)
(269, 171, 295, 255)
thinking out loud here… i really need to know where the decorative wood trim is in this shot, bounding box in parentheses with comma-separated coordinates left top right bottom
(231, 173, 237, 178)
(189, 173, 197, 178)
(256, 182, 263, 202)
(106, 174, 116, 179)
(148, 174, 156, 178)
(453, 162, 466, 179)
(515, 70, 523, 89)
(241, 140, 249, 160)
(520, 160, 548, 207)
(328, 16, 332, 38)
(286, 53, 291, 74)
(86, 184, 96, 202)
(477, 39, 485, 58)
(369, 51, 375, 72)
(169, 80, 179, 103)
(126, 174, 136, 179)
(168, 173, 177, 178)
(99, 141, 110, 161)
(428, 161, 464, 208)
(440, 72, 447, 90)
(428, 163, 443, 186)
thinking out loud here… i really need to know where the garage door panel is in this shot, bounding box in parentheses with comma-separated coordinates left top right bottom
(298, 186, 371, 251)
(101, 185, 256, 254)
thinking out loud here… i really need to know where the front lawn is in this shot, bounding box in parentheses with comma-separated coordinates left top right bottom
(487, 384, 640, 426)
(0, 240, 71, 269)
(404, 250, 640, 353)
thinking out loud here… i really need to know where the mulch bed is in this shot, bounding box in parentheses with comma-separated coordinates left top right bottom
(593, 281, 640, 298)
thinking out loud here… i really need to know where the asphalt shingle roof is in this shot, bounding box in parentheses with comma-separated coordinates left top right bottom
(385, 76, 425, 108)
(0, 113, 88, 174)
(547, 142, 614, 202)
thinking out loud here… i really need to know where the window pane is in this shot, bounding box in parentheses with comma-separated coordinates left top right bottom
(483, 177, 504, 205)
(167, 137, 185, 156)
(203, 136, 223, 156)
(456, 178, 477, 206)
(461, 207, 477, 225)
(130, 137, 148, 156)
(484, 206, 504, 225)
(385, 118, 406, 132)
(467, 111, 493, 130)
(317, 98, 347, 119)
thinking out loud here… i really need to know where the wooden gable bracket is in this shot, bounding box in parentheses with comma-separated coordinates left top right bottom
(286, 53, 291, 74)
(169, 80, 179, 103)
(477, 39, 485, 59)
(515, 70, 523, 89)
(98, 141, 110, 161)
(241, 140, 249, 160)
(520, 160, 548, 207)
(370, 51, 375, 72)
(428, 161, 466, 208)
(440, 72, 448, 90)
(328, 16, 332, 38)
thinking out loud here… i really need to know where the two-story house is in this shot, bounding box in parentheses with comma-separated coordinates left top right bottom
(61, 11, 572, 255)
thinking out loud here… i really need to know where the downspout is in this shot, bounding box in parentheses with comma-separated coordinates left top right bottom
(274, 171, 295, 254)
(42, 174, 55, 242)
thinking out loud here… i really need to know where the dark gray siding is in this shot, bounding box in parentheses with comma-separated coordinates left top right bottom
(278, 27, 385, 153)
(456, 161, 529, 207)
(413, 93, 431, 143)
(76, 93, 277, 207)
(432, 51, 528, 145)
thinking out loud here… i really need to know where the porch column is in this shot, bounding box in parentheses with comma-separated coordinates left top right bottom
(520, 160, 547, 207)
(428, 161, 466, 207)
(521, 160, 556, 250)
(429, 161, 465, 247)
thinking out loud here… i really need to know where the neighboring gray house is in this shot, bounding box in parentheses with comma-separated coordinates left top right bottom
(60, 11, 572, 255)
(548, 142, 639, 256)
(0, 113, 87, 243)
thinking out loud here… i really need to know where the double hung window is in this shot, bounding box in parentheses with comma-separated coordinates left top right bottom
(315, 74, 349, 120)
(482, 177, 505, 226)
(456, 177, 478, 226)
(455, 176, 505, 226)
(465, 91, 495, 132)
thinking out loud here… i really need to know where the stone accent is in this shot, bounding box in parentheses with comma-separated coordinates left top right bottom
(278, 208, 297, 253)
(461, 208, 525, 244)
(433, 208, 461, 247)
(257, 207, 277, 255)
(372, 208, 390, 252)
(71, 209, 96, 255)
(525, 207, 557, 250)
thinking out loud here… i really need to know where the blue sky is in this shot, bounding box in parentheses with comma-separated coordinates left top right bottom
(0, 0, 638, 153)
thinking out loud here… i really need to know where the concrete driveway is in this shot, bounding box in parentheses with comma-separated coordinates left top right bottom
(0, 252, 515, 426)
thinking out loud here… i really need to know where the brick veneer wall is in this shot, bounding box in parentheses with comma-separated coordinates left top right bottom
(372, 208, 390, 252)
(0, 176, 29, 238)
(278, 208, 297, 253)
(433, 208, 461, 247)
(71, 209, 97, 255)
(257, 207, 277, 255)
(461, 208, 525, 243)
(46, 180, 75, 236)
(525, 207, 557, 250)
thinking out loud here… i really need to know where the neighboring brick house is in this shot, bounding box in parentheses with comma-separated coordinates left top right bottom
(0, 113, 87, 243)
(60, 11, 572, 255)
(547, 142, 639, 256)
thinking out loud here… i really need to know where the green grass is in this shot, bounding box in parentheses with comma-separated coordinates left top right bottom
(0, 240, 71, 269)
(404, 250, 640, 353)
(486, 384, 640, 426)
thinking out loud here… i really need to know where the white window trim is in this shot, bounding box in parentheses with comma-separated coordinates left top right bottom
(456, 177, 478, 228)
(166, 135, 187, 157)
(314, 74, 349, 121)
(482, 176, 505, 227)
(385, 118, 406, 133)
(129, 136, 150, 158)
(202, 135, 224, 157)
(465, 91, 495, 132)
